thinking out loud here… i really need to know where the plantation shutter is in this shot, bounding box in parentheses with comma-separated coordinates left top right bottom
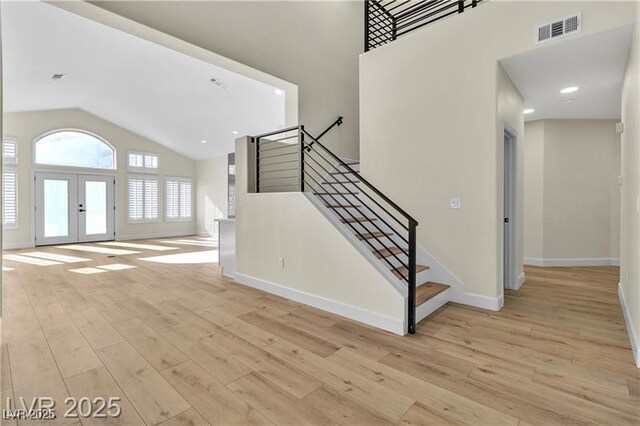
(2, 171, 17, 226)
(144, 178, 158, 220)
(166, 180, 179, 219)
(179, 180, 192, 219)
(128, 177, 143, 220)
(3, 140, 17, 164)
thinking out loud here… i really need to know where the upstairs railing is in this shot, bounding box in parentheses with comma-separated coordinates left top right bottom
(251, 119, 420, 334)
(365, 0, 482, 51)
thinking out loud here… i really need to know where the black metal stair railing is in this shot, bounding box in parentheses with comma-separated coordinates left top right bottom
(251, 119, 420, 334)
(365, 0, 482, 51)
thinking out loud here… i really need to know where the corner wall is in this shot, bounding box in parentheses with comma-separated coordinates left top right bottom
(523, 119, 621, 266)
(196, 154, 229, 238)
(3, 108, 197, 247)
(359, 1, 635, 303)
(619, 4, 640, 367)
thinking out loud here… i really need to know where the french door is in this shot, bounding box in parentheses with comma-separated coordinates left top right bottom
(35, 173, 115, 246)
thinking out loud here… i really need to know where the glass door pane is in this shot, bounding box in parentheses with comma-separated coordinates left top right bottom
(43, 179, 69, 237)
(85, 181, 107, 235)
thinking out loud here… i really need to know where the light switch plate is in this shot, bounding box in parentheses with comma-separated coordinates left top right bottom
(450, 198, 461, 209)
(278, 257, 285, 268)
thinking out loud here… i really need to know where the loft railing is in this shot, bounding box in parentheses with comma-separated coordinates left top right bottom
(365, 0, 482, 51)
(251, 118, 420, 334)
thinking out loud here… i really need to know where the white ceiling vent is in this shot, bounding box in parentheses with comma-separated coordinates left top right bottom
(536, 12, 581, 44)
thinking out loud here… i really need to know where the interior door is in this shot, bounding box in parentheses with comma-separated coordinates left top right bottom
(78, 175, 115, 242)
(503, 131, 515, 289)
(35, 173, 78, 245)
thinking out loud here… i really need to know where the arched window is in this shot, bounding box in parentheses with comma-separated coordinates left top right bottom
(34, 130, 116, 170)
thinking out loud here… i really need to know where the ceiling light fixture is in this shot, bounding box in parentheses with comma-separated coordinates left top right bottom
(274, 89, 283, 95)
(232, 130, 239, 135)
(201, 140, 207, 144)
(560, 86, 579, 94)
(523, 108, 535, 114)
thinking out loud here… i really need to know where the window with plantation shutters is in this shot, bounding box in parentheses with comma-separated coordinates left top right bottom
(165, 177, 192, 221)
(128, 176, 158, 223)
(128, 151, 158, 173)
(3, 139, 18, 164)
(2, 170, 17, 228)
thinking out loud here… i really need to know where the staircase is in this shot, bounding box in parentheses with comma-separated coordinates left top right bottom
(251, 118, 452, 334)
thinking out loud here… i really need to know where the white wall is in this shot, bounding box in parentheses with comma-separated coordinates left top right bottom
(360, 1, 635, 302)
(234, 137, 405, 334)
(3, 108, 197, 247)
(92, 1, 362, 160)
(196, 154, 229, 238)
(523, 120, 545, 260)
(619, 3, 640, 367)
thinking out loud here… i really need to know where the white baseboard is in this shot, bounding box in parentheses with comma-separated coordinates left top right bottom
(235, 272, 406, 335)
(116, 231, 196, 241)
(618, 282, 640, 368)
(2, 241, 36, 250)
(514, 272, 526, 290)
(524, 257, 620, 267)
(451, 291, 504, 311)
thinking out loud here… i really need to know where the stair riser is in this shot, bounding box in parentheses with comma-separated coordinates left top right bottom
(415, 289, 450, 324)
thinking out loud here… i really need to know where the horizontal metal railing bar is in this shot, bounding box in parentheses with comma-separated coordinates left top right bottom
(253, 125, 300, 140)
(258, 151, 299, 161)
(258, 136, 299, 146)
(386, 0, 412, 13)
(303, 168, 407, 279)
(258, 167, 299, 174)
(259, 183, 299, 189)
(304, 151, 410, 260)
(393, 0, 446, 20)
(395, 2, 457, 31)
(394, 0, 448, 23)
(258, 159, 300, 168)
(306, 148, 410, 244)
(258, 143, 299, 153)
(259, 175, 298, 182)
(396, 7, 458, 35)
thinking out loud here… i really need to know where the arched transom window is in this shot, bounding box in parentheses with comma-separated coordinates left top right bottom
(35, 130, 116, 170)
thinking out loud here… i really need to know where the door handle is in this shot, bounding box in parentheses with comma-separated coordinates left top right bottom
(79, 209, 86, 212)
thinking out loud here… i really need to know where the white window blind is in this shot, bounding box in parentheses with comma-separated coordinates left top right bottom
(128, 176, 158, 222)
(165, 177, 192, 221)
(3, 170, 17, 227)
(3, 139, 18, 164)
(128, 151, 158, 173)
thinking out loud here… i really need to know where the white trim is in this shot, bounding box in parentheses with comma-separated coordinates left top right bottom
(524, 257, 620, 267)
(618, 282, 640, 368)
(514, 271, 526, 290)
(115, 231, 196, 241)
(450, 291, 504, 311)
(2, 241, 36, 250)
(235, 272, 405, 335)
(33, 128, 117, 171)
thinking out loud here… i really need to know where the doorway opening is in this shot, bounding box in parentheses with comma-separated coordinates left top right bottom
(35, 172, 115, 246)
(503, 128, 518, 290)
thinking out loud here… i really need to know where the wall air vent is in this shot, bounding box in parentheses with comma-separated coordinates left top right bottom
(209, 77, 229, 90)
(536, 12, 581, 44)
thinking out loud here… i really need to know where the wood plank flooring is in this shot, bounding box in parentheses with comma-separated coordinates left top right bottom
(1, 238, 638, 425)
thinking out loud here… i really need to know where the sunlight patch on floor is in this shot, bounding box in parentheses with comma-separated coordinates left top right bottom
(69, 267, 107, 274)
(99, 242, 178, 251)
(22, 252, 91, 263)
(140, 250, 218, 264)
(2, 266, 14, 271)
(3, 254, 62, 266)
(57, 245, 140, 255)
(97, 264, 137, 271)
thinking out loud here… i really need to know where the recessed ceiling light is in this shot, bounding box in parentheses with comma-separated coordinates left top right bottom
(523, 108, 535, 114)
(201, 140, 207, 144)
(274, 89, 283, 95)
(560, 86, 579, 94)
(51, 73, 65, 80)
(232, 130, 239, 135)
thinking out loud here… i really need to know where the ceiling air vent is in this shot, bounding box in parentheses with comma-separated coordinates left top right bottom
(536, 12, 581, 44)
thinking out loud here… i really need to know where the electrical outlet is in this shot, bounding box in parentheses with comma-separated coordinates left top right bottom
(450, 198, 461, 209)
(278, 257, 285, 268)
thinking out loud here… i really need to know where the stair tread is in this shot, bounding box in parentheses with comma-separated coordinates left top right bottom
(357, 231, 392, 240)
(392, 264, 430, 279)
(325, 204, 362, 209)
(373, 246, 406, 259)
(416, 282, 450, 306)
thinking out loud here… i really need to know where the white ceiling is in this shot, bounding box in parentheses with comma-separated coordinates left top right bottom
(2, 1, 285, 160)
(500, 24, 634, 122)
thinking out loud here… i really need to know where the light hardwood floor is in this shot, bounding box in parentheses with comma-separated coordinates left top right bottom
(1, 238, 638, 425)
